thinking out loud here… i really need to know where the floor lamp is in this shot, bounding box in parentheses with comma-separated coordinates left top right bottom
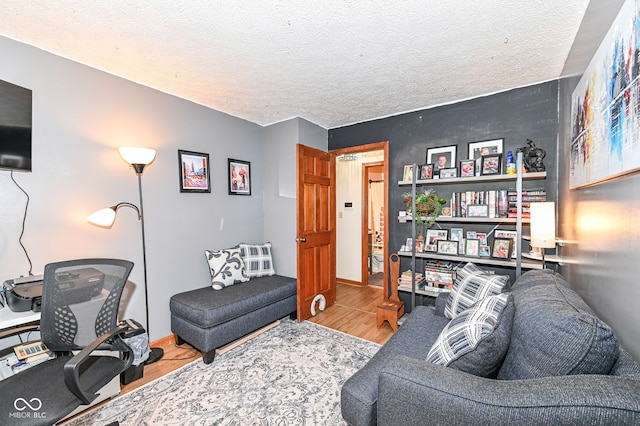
(87, 146, 164, 365)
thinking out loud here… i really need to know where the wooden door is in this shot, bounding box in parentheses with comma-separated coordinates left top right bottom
(296, 144, 336, 321)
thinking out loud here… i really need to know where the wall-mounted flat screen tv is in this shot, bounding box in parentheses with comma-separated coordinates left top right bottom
(0, 79, 32, 172)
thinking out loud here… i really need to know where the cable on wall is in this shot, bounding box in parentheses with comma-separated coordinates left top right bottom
(10, 170, 33, 276)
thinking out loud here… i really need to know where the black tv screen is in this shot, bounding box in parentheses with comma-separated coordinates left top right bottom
(0, 79, 32, 172)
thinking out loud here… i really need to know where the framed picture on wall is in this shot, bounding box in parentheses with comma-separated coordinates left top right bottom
(228, 158, 251, 195)
(426, 145, 457, 172)
(481, 154, 502, 175)
(468, 138, 504, 160)
(178, 150, 211, 193)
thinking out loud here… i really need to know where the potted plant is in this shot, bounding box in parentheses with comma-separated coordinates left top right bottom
(402, 188, 447, 229)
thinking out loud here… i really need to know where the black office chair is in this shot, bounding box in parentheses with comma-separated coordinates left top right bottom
(0, 258, 135, 425)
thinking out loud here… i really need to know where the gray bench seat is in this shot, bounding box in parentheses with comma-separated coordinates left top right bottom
(170, 275, 297, 363)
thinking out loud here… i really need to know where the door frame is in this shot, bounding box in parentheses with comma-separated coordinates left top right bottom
(330, 141, 390, 299)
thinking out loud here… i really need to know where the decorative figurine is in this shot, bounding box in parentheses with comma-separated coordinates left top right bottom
(517, 139, 546, 172)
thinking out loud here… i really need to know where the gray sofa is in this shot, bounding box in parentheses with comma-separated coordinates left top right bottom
(341, 269, 640, 425)
(170, 275, 297, 364)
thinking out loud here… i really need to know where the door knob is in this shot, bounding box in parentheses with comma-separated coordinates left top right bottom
(296, 237, 307, 242)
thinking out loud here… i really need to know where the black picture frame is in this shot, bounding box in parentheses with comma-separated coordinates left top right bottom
(420, 164, 434, 179)
(228, 158, 251, 195)
(426, 145, 457, 172)
(178, 150, 211, 193)
(439, 167, 457, 179)
(492, 238, 513, 259)
(481, 154, 502, 175)
(460, 159, 476, 177)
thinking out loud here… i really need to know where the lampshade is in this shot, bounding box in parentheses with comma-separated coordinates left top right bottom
(530, 202, 556, 249)
(119, 147, 156, 165)
(87, 207, 117, 227)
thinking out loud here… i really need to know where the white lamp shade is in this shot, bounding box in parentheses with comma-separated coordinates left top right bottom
(119, 147, 156, 165)
(87, 207, 117, 227)
(530, 202, 556, 249)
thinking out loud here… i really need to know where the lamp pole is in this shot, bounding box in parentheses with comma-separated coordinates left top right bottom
(131, 162, 164, 365)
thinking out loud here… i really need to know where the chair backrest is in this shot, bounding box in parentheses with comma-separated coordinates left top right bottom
(40, 258, 134, 352)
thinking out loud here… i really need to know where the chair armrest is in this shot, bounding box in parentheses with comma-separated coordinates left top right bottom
(378, 355, 640, 425)
(433, 292, 448, 317)
(63, 325, 134, 404)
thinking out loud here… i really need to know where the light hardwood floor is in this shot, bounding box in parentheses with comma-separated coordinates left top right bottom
(121, 282, 394, 395)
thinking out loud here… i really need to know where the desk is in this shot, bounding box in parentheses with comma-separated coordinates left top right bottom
(0, 307, 40, 339)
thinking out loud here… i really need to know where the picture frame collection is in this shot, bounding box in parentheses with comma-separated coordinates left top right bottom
(177, 149, 252, 196)
(403, 138, 505, 181)
(403, 227, 517, 259)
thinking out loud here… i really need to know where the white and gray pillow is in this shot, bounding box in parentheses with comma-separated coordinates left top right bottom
(239, 242, 276, 278)
(205, 247, 249, 290)
(445, 262, 509, 319)
(427, 293, 514, 377)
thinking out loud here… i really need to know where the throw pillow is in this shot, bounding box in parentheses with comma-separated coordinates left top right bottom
(205, 247, 249, 290)
(445, 262, 510, 319)
(426, 293, 514, 378)
(497, 272, 618, 380)
(239, 242, 276, 278)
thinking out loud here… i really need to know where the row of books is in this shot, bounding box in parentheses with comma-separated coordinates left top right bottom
(507, 189, 547, 218)
(446, 189, 546, 218)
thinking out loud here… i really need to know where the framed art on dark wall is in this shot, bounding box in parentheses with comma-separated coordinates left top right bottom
(426, 145, 457, 172)
(178, 150, 211, 193)
(228, 158, 251, 195)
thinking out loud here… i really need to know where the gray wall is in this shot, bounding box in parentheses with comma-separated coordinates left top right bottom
(263, 118, 327, 278)
(557, 0, 640, 358)
(0, 35, 275, 342)
(329, 81, 559, 305)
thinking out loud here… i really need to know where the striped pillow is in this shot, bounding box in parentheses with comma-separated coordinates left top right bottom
(445, 262, 509, 319)
(239, 242, 276, 278)
(427, 293, 514, 377)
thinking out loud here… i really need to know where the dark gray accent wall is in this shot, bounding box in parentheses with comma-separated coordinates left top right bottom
(329, 81, 559, 308)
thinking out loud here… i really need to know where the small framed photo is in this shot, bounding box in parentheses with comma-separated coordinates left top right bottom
(178, 150, 211, 193)
(228, 158, 251, 195)
(403, 165, 414, 182)
(460, 159, 476, 177)
(492, 238, 513, 259)
(495, 229, 518, 258)
(415, 238, 424, 253)
(405, 238, 413, 251)
(450, 228, 464, 241)
(479, 245, 491, 257)
(476, 232, 488, 246)
(440, 206, 452, 217)
(426, 229, 448, 245)
(467, 204, 489, 218)
(481, 154, 502, 175)
(439, 167, 457, 179)
(426, 145, 457, 172)
(466, 231, 477, 240)
(420, 164, 434, 180)
(468, 138, 504, 160)
(438, 240, 459, 255)
(465, 239, 480, 257)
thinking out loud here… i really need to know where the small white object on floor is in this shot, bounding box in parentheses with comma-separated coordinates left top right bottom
(310, 294, 326, 316)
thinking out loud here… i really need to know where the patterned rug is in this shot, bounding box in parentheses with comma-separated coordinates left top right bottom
(67, 319, 380, 425)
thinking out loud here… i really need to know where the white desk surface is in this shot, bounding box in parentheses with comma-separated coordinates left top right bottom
(0, 307, 40, 330)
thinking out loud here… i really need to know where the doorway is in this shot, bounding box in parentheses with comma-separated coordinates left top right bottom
(331, 142, 389, 299)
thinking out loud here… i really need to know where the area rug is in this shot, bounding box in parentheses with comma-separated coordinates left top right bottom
(67, 319, 380, 425)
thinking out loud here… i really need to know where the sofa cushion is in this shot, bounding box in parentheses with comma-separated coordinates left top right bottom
(498, 270, 619, 380)
(169, 275, 296, 328)
(205, 247, 249, 290)
(427, 293, 514, 378)
(239, 242, 276, 278)
(340, 305, 449, 426)
(445, 262, 509, 319)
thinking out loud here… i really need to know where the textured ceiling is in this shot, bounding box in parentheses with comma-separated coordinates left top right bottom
(0, 1, 590, 129)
